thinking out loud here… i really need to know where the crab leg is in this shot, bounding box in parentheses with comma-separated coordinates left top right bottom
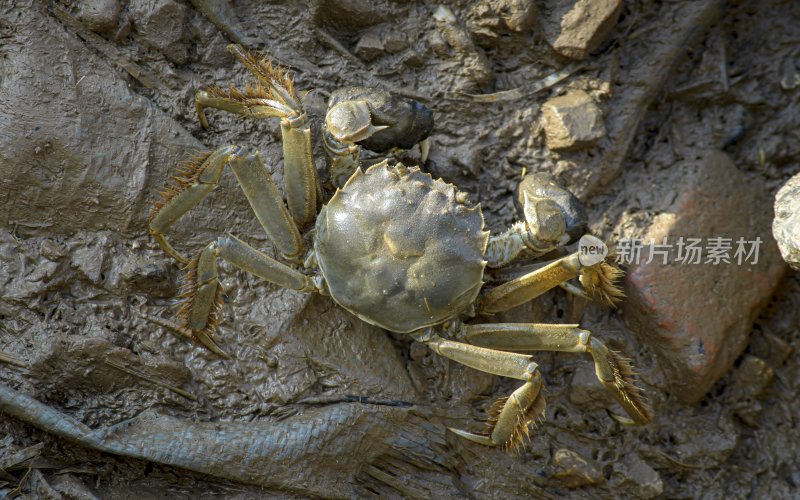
(149, 147, 304, 264)
(464, 323, 652, 425)
(194, 45, 319, 228)
(180, 235, 315, 353)
(479, 242, 623, 314)
(412, 331, 546, 450)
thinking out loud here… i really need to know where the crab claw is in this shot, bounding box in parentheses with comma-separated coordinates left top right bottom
(325, 100, 390, 143)
(522, 191, 569, 247)
(517, 172, 587, 244)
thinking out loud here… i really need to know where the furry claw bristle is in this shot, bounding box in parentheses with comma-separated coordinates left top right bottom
(580, 261, 625, 307)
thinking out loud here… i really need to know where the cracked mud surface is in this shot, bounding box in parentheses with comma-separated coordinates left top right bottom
(1, 0, 799, 497)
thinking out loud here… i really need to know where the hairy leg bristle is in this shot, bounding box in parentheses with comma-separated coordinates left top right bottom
(606, 348, 653, 423)
(176, 253, 224, 346)
(485, 391, 547, 453)
(228, 45, 296, 97)
(580, 261, 625, 307)
(149, 151, 214, 224)
(204, 83, 272, 103)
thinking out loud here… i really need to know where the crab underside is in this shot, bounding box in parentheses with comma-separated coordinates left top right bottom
(147, 44, 652, 451)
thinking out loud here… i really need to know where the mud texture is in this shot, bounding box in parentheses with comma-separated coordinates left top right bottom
(1, 0, 800, 498)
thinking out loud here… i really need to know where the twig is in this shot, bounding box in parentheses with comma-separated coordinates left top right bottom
(50, 6, 167, 92)
(654, 449, 710, 469)
(314, 28, 430, 102)
(189, 0, 247, 45)
(296, 394, 414, 408)
(451, 63, 584, 103)
(0, 350, 27, 368)
(104, 358, 197, 401)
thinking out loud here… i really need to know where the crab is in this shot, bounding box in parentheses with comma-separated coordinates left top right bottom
(147, 44, 652, 451)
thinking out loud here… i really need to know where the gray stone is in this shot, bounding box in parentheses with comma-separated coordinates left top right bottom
(541, 0, 623, 60)
(568, 361, 607, 409)
(773, 172, 800, 270)
(621, 151, 786, 403)
(355, 31, 385, 61)
(610, 455, 663, 499)
(130, 0, 191, 65)
(78, 0, 121, 33)
(469, 0, 538, 37)
(552, 448, 603, 487)
(541, 90, 605, 150)
(729, 355, 774, 426)
(383, 32, 408, 54)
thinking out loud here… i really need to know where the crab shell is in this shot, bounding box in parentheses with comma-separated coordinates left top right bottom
(314, 160, 489, 332)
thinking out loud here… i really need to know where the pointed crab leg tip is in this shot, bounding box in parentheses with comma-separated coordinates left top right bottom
(607, 410, 638, 426)
(447, 427, 497, 447)
(194, 331, 231, 358)
(419, 138, 431, 163)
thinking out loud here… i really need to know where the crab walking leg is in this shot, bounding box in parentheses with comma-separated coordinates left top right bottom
(280, 115, 319, 227)
(194, 47, 319, 227)
(412, 331, 546, 448)
(465, 324, 653, 425)
(480, 245, 622, 313)
(149, 147, 233, 263)
(229, 150, 304, 261)
(149, 147, 304, 264)
(182, 235, 315, 353)
(450, 372, 545, 450)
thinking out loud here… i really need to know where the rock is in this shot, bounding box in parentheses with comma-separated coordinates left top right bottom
(610, 455, 663, 499)
(568, 361, 607, 409)
(77, 0, 121, 33)
(540, 0, 623, 60)
(728, 355, 774, 426)
(432, 5, 494, 93)
(621, 151, 786, 403)
(49, 473, 100, 500)
(383, 32, 408, 54)
(541, 90, 605, 151)
(749, 330, 793, 368)
(773, 172, 800, 270)
(130, 0, 191, 65)
(670, 412, 739, 463)
(551, 448, 603, 487)
(468, 0, 538, 39)
(355, 31, 385, 61)
(731, 355, 774, 400)
(70, 233, 109, 285)
(315, 0, 394, 34)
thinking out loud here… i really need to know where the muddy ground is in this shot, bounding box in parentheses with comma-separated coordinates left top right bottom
(1, 0, 799, 498)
